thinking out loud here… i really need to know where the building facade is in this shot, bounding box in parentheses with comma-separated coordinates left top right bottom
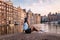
(17, 7, 26, 32)
(36, 14, 41, 24)
(27, 10, 41, 25)
(48, 12, 58, 22)
(48, 12, 60, 22)
(34, 14, 41, 24)
(0, 0, 25, 35)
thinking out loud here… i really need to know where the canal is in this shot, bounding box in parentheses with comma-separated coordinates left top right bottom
(48, 23, 60, 34)
(40, 24, 60, 34)
(33, 23, 60, 34)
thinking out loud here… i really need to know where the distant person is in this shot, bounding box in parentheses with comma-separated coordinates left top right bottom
(23, 18, 31, 34)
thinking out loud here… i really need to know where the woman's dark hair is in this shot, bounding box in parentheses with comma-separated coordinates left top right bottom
(24, 18, 28, 23)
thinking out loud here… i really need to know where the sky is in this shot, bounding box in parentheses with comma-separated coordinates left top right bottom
(11, 0, 60, 16)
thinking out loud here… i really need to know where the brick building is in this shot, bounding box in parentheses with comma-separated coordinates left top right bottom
(48, 12, 58, 22)
(48, 12, 60, 22)
(0, 0, 7, 35)
(36, 14, 41, 24)
(0, 0, 19, 35)
(17, 7, 26, 32)
(0, 0, 26, 35)
(27, 10, 41, 26)
(34, 14, 41, 24)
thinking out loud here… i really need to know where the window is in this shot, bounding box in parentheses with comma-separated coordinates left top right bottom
(9, 17, 11, 20)
(7, 5, 9, 8)
(7, 12, 9, 14)
(9, 21, 11, 24)
(2, 21, 5, 24)
(4, 19, 6, 20)
(0, 14, 1, 16)
(10, 9, 12, 12)
(2, 3, 4, 5)
(0, 3, 1, 5)
(4, 11, 6, 13)
(7, 21, 9, 24)
(3, 4, 6, 6)
(1, 6, 4, 9)
(4, 7, 6, 10)
(7, 17, 9, 19)
(9, 9, 11, 11)
(7, 8, 9, 10)
(0, 10, 1, 12)
(0, 6, 1, 8)
(2, 13, 4, 15)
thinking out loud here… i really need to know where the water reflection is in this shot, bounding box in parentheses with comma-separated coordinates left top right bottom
(40, 23, 60, 34)
(47, 24, 60, 34)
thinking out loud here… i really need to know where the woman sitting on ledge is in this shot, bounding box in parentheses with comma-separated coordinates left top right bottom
(23, 18, 31, 34)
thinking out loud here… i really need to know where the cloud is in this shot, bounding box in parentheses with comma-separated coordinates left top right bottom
(23, 0, 60, 16)
(12, 0, 60, 16)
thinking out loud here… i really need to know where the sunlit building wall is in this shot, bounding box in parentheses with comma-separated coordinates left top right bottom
(0, 0, 20, 35)
(17, 7, 26, 32)
(27, 10, 41, 25)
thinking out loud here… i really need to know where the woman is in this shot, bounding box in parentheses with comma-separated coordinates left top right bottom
(23, 18, 31, 34)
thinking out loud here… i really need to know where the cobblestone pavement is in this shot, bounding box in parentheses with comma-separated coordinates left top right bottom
(0, 32, 60, 40)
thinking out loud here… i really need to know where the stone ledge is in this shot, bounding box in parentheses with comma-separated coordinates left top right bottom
(0, 32, 60, 40)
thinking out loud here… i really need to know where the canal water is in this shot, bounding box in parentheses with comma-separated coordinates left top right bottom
(33, 23, 60, 34)
(40, 24, 60, 34)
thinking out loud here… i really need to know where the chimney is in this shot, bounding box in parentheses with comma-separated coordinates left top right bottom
(23, 9, 26, 13)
